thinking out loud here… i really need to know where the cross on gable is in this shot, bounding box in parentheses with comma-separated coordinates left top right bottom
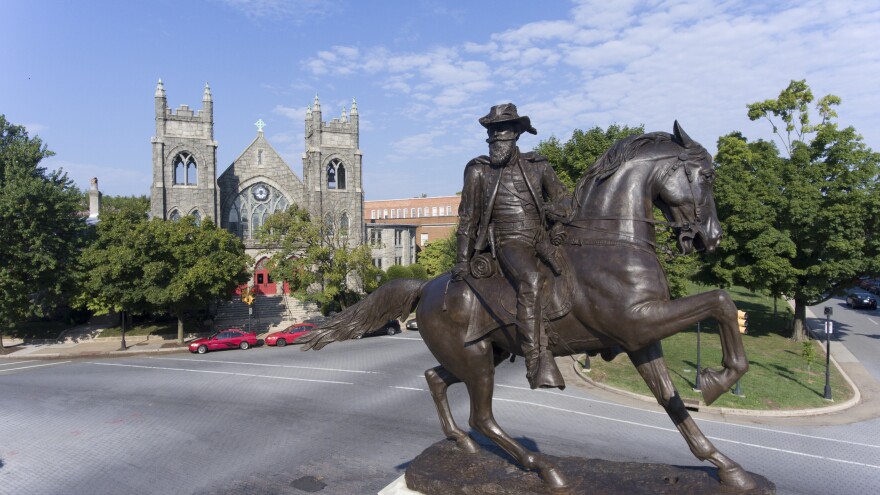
(255, 119, 266, 133)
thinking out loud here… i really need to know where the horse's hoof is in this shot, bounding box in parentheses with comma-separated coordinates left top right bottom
(454, 435, 479, 454)
(699, 368, 724, 405)
(718, 465, 758, 491)
(540, 466, 571, 492)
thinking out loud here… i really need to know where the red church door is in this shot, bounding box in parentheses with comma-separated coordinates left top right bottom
(253, 257, 276, 295)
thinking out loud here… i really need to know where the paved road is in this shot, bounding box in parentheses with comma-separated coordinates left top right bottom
(1, 333, 879, 495)
(811, 291, 880, 381)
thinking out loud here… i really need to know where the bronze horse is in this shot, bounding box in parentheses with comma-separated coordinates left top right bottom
(297, 122, 756, 492)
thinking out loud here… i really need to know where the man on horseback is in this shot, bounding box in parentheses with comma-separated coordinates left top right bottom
(453, 103, 571, 390)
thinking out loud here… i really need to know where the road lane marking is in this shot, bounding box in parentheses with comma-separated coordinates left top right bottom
(493, 397, 880, 470)
(90, 362, 354, 385)
(867, 318, 878, 326)
(392, 386, 426, 391)
(384, 336, 423, 341)
(500, 384, 880, 450)
(149, 356, 378, 374)
(0, 361, 72, 373)
(0, 360, 40, 367)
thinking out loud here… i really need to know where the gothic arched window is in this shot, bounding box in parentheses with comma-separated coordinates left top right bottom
(225, 183, 290, 240)
(324, 213, 335, 236)
(169, 209, 181, 222)
(191, 210, 201, 226)
(326, 158, 347, 190)
(339, 213, 350, 237)
(172, 152, 197, 185)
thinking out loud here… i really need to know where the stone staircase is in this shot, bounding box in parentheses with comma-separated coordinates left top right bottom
(213, 294, 320, 334)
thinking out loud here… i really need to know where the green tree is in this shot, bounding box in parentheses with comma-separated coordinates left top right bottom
(257, 204, 373, 313)
(535, 124, 645, 189)
(149, 217, 251, 343)
(79, 214, 250, 344)
(417, 228, 457, 277)
(386, 264, 414, 280)
(101, 195, 150, 216)
(710, 80, 880, 341)
(0, 116, 87, 352)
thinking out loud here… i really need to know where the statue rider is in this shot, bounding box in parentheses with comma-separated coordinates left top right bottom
(453, 103, 571, 390)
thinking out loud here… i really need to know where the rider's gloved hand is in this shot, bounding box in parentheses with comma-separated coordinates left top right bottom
(451, 261, 469, 281)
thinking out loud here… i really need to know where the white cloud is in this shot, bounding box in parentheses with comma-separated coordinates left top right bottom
(273, 105, 302, 119)
(217, 0, 338, 22)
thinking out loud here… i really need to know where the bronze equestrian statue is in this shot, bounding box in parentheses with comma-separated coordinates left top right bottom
(297, 111, 756, 492)
(454, 103, 571, 390)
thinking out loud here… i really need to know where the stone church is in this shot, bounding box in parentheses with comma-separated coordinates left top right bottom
(149, 80, 365, 295)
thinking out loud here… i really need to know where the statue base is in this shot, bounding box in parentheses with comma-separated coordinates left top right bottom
(404, 440, 774, 494)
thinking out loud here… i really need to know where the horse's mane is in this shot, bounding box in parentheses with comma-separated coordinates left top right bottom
(572, 131, 707, 209)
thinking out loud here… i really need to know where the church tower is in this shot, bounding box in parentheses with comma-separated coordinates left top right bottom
(302, 96, 364, 245)
(151, 80, 219, 223)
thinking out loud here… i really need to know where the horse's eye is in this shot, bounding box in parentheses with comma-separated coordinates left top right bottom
(702, 171, 715, 184)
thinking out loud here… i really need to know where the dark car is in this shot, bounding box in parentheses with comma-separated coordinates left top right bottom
(358, 319, 401, 338)
(405, 318, 418, 330)
(265, 323, 316, 347)
(189, 328, 258, 354)
(846, 293, 877, 310)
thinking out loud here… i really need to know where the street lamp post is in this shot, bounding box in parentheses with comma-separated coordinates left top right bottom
(119, 310, 127, 351)
(693, 321, 702, 391)
(824, 306, 833, 401)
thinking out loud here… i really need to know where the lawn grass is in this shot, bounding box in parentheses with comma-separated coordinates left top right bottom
(582, 284, 855, 410)
(8, 320, 75, 340)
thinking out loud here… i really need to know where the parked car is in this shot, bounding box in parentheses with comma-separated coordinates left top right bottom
(405, 318, 418, 330)
(189, 328, 258, 354)
(846, 293, 877, 310)
(358, 319, 401, 338)
(265, 322, 316, 347)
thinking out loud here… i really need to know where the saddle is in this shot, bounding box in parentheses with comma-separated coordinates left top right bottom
(459, 246, 574, 343)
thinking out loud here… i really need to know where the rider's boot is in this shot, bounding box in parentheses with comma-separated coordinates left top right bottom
(522, 317, 565, 390)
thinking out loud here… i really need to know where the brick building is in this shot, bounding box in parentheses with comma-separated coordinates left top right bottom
(364, 195, 460, 268)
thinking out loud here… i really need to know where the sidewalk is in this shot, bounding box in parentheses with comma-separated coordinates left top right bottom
(1, 336, 189, 359)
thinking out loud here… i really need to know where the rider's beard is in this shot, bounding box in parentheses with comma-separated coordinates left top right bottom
(489, 140, 516, 167)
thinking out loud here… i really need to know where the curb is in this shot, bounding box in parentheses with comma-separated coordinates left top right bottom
(0, 346, 189, 360)
(569, 356, 861, 418)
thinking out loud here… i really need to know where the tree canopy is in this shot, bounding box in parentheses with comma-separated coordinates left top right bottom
(79, 213, 250, 343)
(416, 228, 457, 277)
(710, 80, 880, 340)
(0, 115, 87, 351)
(257, 204, 373, 314)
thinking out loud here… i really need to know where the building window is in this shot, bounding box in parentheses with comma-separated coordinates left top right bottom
(172, 152, 197, 185)
(227, 184, 289, 240)
(395, 256, 402, 265)
(324, 213, 335, 236)
(326, 158, 346, 190)
(420, 233, 428, 246)
(383, 209, 388, 219)
(169, 209, 181, 222)
(402, 209, 407, 218)
(394, 229, 403, 246)
(397, 208, 402, 218)
(432, 207, 438, 217)
(446, 206, 452, 216)
(391, 209, 395, 219)
(339, 213, 349, 237)
(410, 208, 415, 217)
(417, 208, 422, 218)
(371, 210, 376, 220)
(191, 210, 201, 226)
(369, 228, 381, 247)
(372, 258, 383, 268)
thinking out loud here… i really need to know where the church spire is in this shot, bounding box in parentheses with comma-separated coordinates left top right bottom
(350, 98, 358, 115)
(155, 79, 166, 98)
(313, 94, 321, 112)
(203, 82, 212, 102)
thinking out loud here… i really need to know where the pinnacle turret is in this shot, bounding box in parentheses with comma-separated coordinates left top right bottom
(203, 82, 212, 101)
(341, 107, 347, 123)
(155, 79, 166, 98)
(350, 98, 358, 115)
(313, 94, 321, 112)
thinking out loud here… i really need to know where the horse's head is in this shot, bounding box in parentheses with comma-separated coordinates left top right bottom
(654, 122, 722, 254)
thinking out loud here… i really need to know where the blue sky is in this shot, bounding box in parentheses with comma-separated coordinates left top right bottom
(3, 0, 879, 200)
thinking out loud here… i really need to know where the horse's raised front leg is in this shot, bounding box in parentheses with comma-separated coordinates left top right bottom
(629, 344, 757, 491)
(616, 289, 748, 405)
(459, 340, 571, 492)
(424, 365, 478, 453)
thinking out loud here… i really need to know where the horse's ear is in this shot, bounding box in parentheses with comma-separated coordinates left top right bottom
(673, 120, 695, 148)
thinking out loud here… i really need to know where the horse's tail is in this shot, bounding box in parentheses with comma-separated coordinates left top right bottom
(295, 277, 426, 351)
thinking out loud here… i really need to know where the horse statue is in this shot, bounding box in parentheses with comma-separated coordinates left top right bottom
(296, 122, 756, 492)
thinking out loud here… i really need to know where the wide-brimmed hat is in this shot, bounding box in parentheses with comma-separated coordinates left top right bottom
(479, 103, 537, 135)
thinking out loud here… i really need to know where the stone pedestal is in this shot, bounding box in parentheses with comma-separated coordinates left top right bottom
(404, 440, 774, 495)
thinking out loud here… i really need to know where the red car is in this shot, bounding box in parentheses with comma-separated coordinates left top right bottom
(264, 323, 316, 347)
(189, 328, 258, 354)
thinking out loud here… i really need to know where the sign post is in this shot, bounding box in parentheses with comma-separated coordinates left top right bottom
(823, 306, 833, 401)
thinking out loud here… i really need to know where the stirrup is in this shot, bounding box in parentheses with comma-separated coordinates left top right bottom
(527, 351, 565, 390)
